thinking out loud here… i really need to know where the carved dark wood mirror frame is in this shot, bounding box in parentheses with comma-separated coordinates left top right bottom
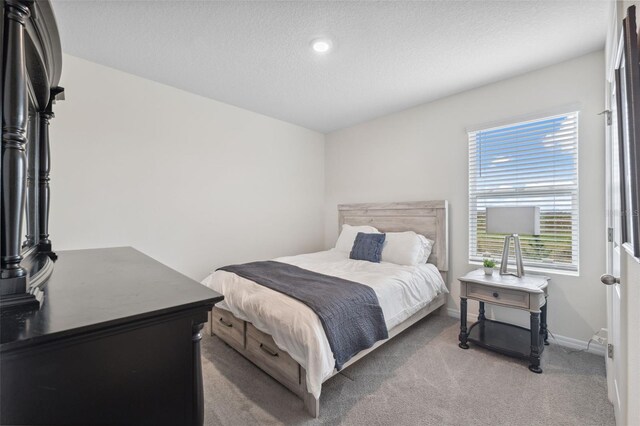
(616, 6, 640, 259)
(1, 0, 63, 312)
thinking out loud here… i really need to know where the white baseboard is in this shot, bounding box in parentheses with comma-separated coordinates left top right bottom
(446, 308, 606, 357)
(549, 334, 606, 357)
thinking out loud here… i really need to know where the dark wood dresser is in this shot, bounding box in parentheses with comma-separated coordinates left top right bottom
(0, 247, 223, 425)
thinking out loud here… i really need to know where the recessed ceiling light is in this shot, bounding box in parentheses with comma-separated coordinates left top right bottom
(311, 38, 332, 54)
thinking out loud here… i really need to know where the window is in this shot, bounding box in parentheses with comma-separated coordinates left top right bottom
(468, 112, 579, 273)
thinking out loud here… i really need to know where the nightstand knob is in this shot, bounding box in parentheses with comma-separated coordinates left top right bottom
(493, 292, 499, 298)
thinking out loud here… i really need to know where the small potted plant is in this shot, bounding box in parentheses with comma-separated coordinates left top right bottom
(483, 258, 496, 275)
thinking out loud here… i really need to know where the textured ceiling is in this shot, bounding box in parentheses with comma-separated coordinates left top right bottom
(52, 0, 608, 133)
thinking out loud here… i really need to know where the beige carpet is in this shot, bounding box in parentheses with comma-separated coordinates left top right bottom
(201, 315, 614, 425)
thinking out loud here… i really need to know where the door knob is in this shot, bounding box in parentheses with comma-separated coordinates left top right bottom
(600, 274, 620, 285)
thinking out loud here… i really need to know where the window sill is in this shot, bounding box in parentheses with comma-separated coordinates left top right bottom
(469, 261, 580, 277)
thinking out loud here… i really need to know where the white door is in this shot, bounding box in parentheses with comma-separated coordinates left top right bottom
(606, 5, 640, 425)
(605, 59, 626, 424)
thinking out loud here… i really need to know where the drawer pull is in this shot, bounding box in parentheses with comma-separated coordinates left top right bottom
(493, 292, 499, 298)
(259, 343, 279, 357)
(218, 317, 233, 328)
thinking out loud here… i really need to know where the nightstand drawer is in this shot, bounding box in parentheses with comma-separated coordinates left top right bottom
(466, 283, 530, 309)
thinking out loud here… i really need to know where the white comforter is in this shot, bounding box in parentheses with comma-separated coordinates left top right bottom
(201, 249, 448, 399)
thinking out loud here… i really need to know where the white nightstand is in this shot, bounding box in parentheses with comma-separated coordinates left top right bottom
(458, 269, 550, 373)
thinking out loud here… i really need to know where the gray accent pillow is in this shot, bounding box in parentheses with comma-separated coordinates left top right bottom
(350, 232, 386, 263)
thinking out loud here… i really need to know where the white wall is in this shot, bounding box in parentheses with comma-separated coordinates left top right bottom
(50, 54, 325, 281)
(324, 51, 606, 344)
(52, 51, 607, 345)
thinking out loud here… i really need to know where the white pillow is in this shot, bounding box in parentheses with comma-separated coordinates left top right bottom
(335, 224, 379, 253)
(417, 234, 435, 263)
(381, 231, 434, 266)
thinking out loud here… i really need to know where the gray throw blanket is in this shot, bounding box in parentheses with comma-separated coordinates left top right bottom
(218, 261, 388, 370)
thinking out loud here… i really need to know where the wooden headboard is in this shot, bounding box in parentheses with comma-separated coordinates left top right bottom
(338, 201, 449, 275)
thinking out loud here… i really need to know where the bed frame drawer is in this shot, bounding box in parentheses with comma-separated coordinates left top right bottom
(246, 323, 299, 385)
(466, 283, 530, 309)
(211, 307, 245, 349)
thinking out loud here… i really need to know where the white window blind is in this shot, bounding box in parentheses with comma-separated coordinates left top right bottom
(468, 112, 579, 273)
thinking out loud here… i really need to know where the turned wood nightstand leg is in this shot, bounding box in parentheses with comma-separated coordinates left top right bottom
(459, 297, 469, 349)
(540, 299, 549, 345)
(478, 301, 486, 339)
(478, 301, 486, 322)
(529, 312, 543, 373)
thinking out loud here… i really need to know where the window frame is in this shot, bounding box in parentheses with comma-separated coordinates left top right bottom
(468, 110, 580, 275)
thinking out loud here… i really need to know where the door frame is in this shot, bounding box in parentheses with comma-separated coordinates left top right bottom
(605, 5, 640, 426)
(605, 28, 624, 423)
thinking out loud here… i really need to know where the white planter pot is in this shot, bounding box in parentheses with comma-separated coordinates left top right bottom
(484, 267, 494, 275)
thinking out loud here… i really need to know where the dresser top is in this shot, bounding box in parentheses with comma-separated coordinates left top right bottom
(1, 247, 223, 351)
(459, 268, 549, 293)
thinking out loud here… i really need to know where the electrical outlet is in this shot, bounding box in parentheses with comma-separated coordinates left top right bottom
(591, 328, 608, 345)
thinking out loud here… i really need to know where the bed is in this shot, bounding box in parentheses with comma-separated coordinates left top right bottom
(201, 200, 449, 417)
